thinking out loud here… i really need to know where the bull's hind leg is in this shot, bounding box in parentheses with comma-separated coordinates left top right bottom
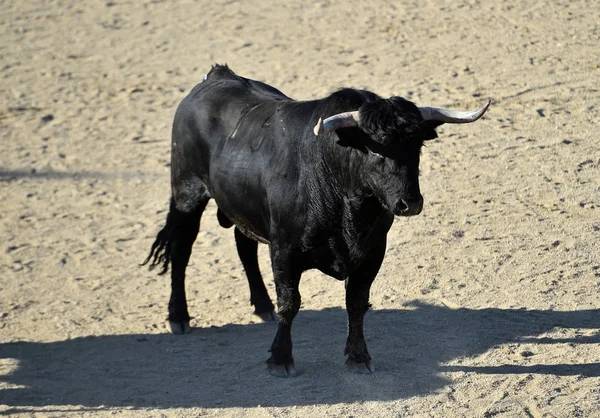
(144, 182, 210, 334)
(167, 195, 208, 334)
(234, 228, 276, 322)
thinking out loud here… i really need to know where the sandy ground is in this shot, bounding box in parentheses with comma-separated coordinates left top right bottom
(1, 0, 599, 416)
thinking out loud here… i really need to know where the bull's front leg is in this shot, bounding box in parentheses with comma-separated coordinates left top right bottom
(267, 245, 302, 377)
(344, 240, 386, 374)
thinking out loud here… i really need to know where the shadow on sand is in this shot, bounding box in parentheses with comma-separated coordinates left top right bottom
(0, 169, 109, 181)
(1, 302, 598, 410)
(0, 168, 153, 182)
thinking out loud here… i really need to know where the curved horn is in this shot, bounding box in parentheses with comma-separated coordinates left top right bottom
(314, 111, 360, 136)
(418, 100, 491, 124)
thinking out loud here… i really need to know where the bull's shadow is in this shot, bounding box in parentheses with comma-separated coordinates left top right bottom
(1, 302, 599, 410)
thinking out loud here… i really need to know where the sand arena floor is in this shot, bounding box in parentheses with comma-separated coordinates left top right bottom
(1, 0, 599, 416)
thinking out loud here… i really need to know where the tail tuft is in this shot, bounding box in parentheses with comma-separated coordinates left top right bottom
(142, 199, 176, 275)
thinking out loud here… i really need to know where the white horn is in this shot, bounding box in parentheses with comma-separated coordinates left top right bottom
(314, 111, 360, 136)
(418, 100, 491, 123)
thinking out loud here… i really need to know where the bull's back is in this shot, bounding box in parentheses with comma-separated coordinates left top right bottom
(173, 71, 301, 241)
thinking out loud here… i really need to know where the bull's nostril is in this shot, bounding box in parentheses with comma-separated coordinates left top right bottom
(396, 200, 408, 213)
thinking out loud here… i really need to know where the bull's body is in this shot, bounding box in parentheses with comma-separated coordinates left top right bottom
(145, 65, 488, 376)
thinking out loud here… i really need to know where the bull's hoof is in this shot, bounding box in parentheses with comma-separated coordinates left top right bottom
(345, 359, 374, 374)
(267, 361, 299, 378)
(255, 310, 277, 322)
(169, 320, 191, 334)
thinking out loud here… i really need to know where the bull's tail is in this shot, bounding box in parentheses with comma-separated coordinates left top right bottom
(142, 198, 177, 275)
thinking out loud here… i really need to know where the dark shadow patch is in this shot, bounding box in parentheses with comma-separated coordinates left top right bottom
(0, 303, 598, 410)
(0, 169, 155, 182)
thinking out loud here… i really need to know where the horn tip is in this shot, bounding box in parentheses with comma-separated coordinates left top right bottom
(314, 118, 324, 136)
(480, 99, 492, 117)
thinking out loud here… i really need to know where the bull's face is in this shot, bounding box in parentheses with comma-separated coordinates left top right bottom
(364, 139, 425, 217)
(356, 97, 432, 217)
(314, 96, 489, 217)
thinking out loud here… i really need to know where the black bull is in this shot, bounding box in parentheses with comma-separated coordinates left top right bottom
(144, 65, 489, 377)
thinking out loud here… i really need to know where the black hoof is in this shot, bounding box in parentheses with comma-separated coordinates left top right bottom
(345, 359, 374, 374)
(267, 361, 299, 378)
(255, 310, 277, 322)
(169, 320, 191, 334)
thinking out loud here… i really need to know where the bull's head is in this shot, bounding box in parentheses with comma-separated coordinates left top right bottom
(314, 97, 490, 217)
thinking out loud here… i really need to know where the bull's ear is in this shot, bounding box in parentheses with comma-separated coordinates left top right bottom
(420, 122, 440, 140)
(335, 129, 368, 153)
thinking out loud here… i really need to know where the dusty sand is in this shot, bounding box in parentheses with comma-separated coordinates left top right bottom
(1, 0, 599, 416)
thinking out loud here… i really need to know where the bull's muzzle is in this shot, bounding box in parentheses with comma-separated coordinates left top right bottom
(396, 196, 424, 217)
